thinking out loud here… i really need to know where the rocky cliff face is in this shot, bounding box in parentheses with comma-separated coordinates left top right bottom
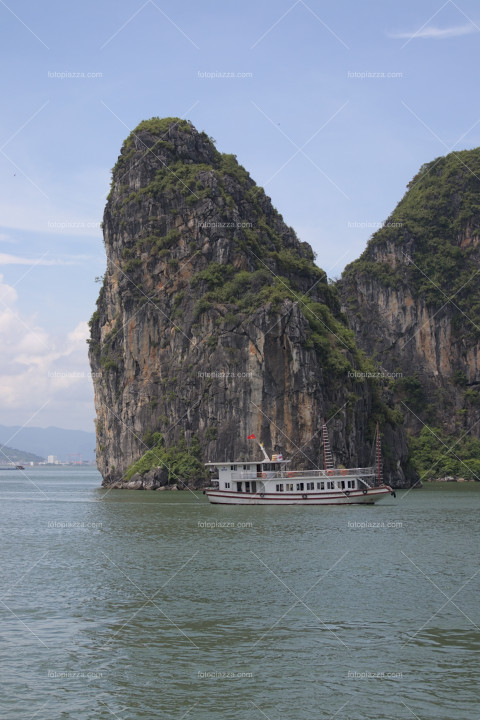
(89, 117, 412, 488)
(340, 149, 480, 477)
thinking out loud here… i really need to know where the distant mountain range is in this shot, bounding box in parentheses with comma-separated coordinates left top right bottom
(0, 445, 44, 464)
(0, 425, 96, 463)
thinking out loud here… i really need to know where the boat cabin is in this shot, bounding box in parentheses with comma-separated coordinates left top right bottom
(205, 459, 362, 494)
(205, 458, 291, 493)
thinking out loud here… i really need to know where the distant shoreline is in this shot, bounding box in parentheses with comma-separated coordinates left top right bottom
(424, 478, 478, 484)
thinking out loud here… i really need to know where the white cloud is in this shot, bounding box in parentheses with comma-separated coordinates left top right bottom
(0, 278, 18, 306)
(0, 160, 105, 236)
(0, 253, 78, 266)
(0, 274, 94, 430)
(0, 164, 107, 238)
(67, 321, 90, 345)
(0, 233, 17, 243)
(0, 204, 103, 237)
(390, 24, 479, 40)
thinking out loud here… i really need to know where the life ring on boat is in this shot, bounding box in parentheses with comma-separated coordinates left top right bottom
(341, 469, 347, 476)
(287, 471, 294, 478)
(345, 490, 350, 496)
(302, 494, 308, 500)
(327, 469, 335, 477)
(261, 472, 267, 479)
(260, 492, 265, 498)
(362, 489, 368, 495)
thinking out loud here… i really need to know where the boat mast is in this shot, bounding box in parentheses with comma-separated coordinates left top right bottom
(376, 422, 382, 486)
(257, 441, 270, 461)
(322, 419, 334, 470)
(247, 434, 270, 461)
(247, 433, 270, 462)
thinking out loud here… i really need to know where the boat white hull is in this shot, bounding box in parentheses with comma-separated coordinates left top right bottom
(205, 486, 393, 505)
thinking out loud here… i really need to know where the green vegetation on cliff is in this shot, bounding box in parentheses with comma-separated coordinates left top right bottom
(125, 433, 207, 484)
(344, 148, 480, 336)
(410, 426, 480, 481)
(126, 117, 193, 140)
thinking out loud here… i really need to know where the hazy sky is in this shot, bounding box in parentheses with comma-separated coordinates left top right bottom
(1, 0, 479, 431)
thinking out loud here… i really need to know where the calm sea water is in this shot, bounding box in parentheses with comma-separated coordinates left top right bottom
(0, 467, 478, 719)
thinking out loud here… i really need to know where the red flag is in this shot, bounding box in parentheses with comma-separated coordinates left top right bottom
(247, 434, 256, 439)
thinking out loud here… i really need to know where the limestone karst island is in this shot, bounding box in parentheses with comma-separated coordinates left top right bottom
(89, 117, 480, 491)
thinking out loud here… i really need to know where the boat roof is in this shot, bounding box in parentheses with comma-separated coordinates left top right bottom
(205, 459, 291, 466)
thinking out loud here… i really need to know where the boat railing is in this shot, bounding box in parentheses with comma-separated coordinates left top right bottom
(272, 467, 376, 479)
(229, 467, 376, 480)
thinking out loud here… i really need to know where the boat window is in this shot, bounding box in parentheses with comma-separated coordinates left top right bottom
(236, 482, 242, 492)
(225, 482, 230, 489)
(231, 465, 237, 471)
(296, 483, 304, 491)
(306, 482, 314, 490)
(286, 483, 293, 491)
(340, 481, 345, 490)
(327, 481, 334, 490)
(347, 480, 355, 489)
(317, 482, 325, 490)
(275, 484, 284, 492)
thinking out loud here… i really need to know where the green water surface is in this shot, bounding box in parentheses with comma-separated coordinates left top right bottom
(0, 468, 478, 719)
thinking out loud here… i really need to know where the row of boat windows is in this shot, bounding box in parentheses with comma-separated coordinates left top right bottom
(223, 480, 358, 491)
(228, 464, 279, 471)
(275, 480, 357, 492)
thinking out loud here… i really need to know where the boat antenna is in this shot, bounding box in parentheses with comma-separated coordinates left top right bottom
(376, 422, 383, 486)
(322, 419, 334, 470)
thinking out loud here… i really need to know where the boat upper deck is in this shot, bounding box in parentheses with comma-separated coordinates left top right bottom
(205, 460, 376, 480)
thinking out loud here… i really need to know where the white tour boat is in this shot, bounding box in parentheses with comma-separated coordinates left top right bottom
(205, 422, 395, 506)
